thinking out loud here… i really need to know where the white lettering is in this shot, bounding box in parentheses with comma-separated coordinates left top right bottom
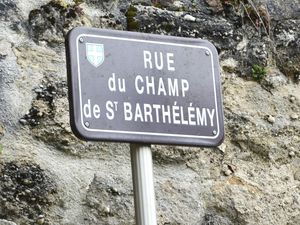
(207, 108, 215, 127)
(180, 106, 188, 125)
(84, 99, 101, 119)
(143, 51, 152, 69)
(181, 79, 189, 97)
(83, 99, 92, 118)
(196, 107, 207, 126)
(106, 101, 114, 120)
(188, 103, 196, 125)
(168, 78, 179, 96)
(143, 51, 175, 71)
(161, 105, 171, 123)
(108, 73, 116, 92)
(134, 103, 144, 122)
(93, 104, 101, 119)
(118, 78, 126, 92)
(172, 102, 180, 124)
(157, 78, 167, 96)
(154, 52, 163, 70)
(166, 53, 175, 71)
(108, 73, 126, 92)
(152, 104, 161, 123)
(135, 75, 144, 94)
(121, 102, 215, 127)
(124, 102, 132, 121)
(146, 76, 155, 95)
(144, 104, 153, 122)
(134, 76, 189, 97)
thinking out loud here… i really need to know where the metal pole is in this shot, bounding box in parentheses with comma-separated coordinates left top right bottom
(130, 144, 157, 225)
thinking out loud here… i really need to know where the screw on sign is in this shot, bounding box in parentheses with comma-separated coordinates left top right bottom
(66, 27, 224, 225)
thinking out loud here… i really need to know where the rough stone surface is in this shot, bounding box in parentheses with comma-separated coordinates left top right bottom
(0, 0, 300, 224)
(0, 161, 57, 224)
(0, 219, 17, 225)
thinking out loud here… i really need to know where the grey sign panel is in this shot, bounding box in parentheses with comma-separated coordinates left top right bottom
(66, 27, 224, 146)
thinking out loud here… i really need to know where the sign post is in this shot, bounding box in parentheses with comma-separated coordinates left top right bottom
(130, 144, 157, 225)
(66, 27, 224, 224)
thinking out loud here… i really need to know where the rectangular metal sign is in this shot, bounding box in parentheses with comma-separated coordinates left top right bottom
(66, 27, 224, 146)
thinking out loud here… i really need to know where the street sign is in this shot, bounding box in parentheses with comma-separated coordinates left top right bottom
(66, 27, 224, 146)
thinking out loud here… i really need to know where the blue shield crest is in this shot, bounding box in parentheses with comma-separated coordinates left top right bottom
(86, 43, 104, 67)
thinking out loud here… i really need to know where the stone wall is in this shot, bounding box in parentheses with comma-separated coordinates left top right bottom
(0, 0, 299, 224)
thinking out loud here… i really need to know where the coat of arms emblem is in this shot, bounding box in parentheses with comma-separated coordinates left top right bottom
(86, 43, 104, 67)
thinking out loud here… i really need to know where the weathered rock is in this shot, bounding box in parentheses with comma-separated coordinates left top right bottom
(221, 58, 238, 74)
(85, 175, 134, 224)
(201, 213, 232, 225)
(294, 170, 300, 181)
(256, 0, 300, 20)
(267, 115, 276, 124)
(0, 161, 57, 224)
(0, 0, 299, 224)
(0, 219, 17, 225)
(290, 114, 299, 120)
(289, 151, 295, 157)
(274, 19, 300, 82)
(260, 68, 288, 91)
(28, 0, 86, 46)
(217, 143, 227, 153)
(0, 0, 17, 21)
(0, 39, 29, 128)
(205, 0, 223, 13)
(183, 14, 196, 22)
(0, 123, 4, 137)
